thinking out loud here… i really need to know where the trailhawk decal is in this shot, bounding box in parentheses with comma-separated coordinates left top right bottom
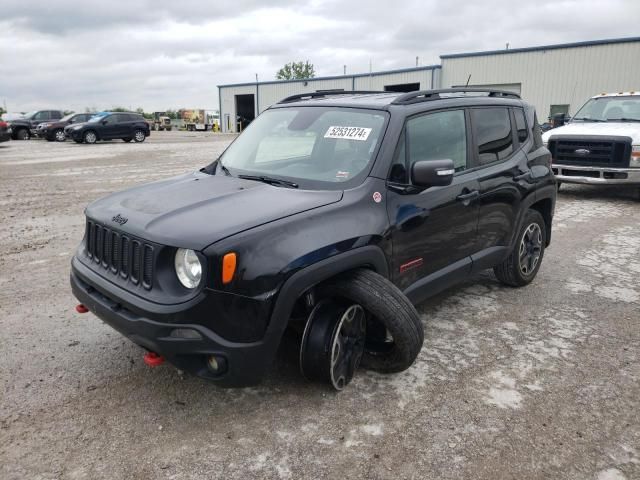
(324, 126, 372, 141)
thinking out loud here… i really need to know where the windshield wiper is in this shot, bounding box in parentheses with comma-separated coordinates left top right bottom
(238, 174, 299, 188)
(218, 162, 232, 176)
(606, 117, 640, 122)
(572, 117, 605, 122)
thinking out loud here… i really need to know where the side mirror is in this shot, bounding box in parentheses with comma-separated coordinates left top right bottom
(411, 159, 455, 188)
(101, 120, 108, 125)
(551, 113, 567, 127)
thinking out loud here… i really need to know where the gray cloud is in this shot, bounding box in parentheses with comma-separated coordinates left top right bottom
(1, 0, 638, 112)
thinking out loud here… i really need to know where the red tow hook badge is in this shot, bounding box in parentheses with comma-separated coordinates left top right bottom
(75, 304, 89, 313)
(143, 352, 165, 367)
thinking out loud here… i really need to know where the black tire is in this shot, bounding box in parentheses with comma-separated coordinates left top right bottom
(318, 268, 423, 373)
(494, 209, 546, 287)
(15, 128, 30, 140)
(83, 130, 97, 144)
(133, 129, 146, 143)
(122, 138, 132, 142)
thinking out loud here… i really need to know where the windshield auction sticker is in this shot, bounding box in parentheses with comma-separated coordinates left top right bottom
(324, 126, 372, 141)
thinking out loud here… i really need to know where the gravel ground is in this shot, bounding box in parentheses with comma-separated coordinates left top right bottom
(1, 132, 639, 480)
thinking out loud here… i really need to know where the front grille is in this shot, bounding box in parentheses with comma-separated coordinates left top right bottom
(85, 220, 154, 289)
(548, 136, 631, 168)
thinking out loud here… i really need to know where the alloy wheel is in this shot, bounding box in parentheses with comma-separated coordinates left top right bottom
(518, 223, 543, 276)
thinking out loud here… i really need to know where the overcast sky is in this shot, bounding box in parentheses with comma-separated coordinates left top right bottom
(1, 0, 638, 113)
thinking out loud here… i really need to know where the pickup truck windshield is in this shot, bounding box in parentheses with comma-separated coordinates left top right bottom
(218, 107, 387, 189)
(573, 96, 640, 122)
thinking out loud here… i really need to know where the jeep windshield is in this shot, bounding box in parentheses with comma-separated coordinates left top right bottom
(214, 107, 388, 190)
(572, 96, 640, 122)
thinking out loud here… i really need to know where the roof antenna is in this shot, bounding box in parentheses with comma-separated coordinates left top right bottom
(465, 74, 471, 87)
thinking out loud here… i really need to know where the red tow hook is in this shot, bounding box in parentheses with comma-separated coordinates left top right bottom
(143, 352, 165, 367)
(75, 304, 89, 313)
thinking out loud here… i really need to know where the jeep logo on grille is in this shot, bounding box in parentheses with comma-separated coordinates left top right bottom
(574, 148, 591, 156)
(111, 214, 128, 226)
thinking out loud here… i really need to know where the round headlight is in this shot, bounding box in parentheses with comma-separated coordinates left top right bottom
(175, 248, 202, 289)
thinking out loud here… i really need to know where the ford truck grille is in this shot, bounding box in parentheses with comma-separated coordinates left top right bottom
(85, 220, 154, 289)
(548, 136, 632, 168)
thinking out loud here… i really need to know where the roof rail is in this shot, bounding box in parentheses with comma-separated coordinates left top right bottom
(279, 90, 388, 104)
(391, 88, 521, 105)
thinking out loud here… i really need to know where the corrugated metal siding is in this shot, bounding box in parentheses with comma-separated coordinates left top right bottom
(219, 66, 439, 132)
(353, 70, 435, 90)
(258, 78, 353, 114)
(441, 41, 640, 119)
(219, 85, 256, 133)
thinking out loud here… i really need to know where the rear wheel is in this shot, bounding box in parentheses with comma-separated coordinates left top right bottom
(54, 129, 65, 142)
(494, 209, 546, 287)
(15, 128, 30, 140)
(83, 130, 97, 144)
(133, 129, 146, 142)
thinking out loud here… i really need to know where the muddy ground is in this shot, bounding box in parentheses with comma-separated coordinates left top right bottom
(1, 131, 639, 479)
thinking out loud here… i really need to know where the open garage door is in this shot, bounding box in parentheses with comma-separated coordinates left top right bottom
(235, 94, 255, 132)
(454, 83, 522, 95)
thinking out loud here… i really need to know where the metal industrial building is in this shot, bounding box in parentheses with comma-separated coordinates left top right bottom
(218, 36, 639, 133)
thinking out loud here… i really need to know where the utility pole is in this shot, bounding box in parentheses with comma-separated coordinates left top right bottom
(416, 56, 419, 67)
(343, 65, 346, 75)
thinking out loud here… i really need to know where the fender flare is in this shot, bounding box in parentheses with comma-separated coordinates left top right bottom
(510, 186, 556, 250)
(263, 245, 389, 348)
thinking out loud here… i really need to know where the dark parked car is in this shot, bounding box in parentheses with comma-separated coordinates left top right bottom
(0, 121, 11, 143)
(36, 112, 95, 142)
(71, 89, 556, 390)
(65, 112, 150, 144)
(9, 110, 64, 140)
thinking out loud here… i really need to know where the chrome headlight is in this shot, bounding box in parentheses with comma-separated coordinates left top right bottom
(174, 248, 202, 289)
(631, 146, 640, 168)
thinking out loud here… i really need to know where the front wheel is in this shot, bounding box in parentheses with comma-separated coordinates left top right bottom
(83, 130, 97, 144)
(494, 209, 546, 287)
(133, 129, 146, 142)
(315, 269, 424, 375)
(54, 129, 66, 142)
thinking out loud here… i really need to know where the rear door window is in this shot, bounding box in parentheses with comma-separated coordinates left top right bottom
(513, 108, 528, 144)
(471, 108, 514, 165)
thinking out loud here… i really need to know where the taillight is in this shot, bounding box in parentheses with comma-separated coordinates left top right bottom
(0, 121, 7, 128)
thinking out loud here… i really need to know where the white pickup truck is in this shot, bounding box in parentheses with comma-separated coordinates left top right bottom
(542, 92, 640, 192)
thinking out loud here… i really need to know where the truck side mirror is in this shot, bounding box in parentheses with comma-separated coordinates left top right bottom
(411, 159, 455, 188)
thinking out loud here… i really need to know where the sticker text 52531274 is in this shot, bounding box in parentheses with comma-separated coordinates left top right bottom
(324, 126, 372, 141)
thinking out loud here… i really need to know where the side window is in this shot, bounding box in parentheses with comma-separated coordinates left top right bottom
(51, 111, 62, 120)
(389, 110, 468, 184)
(34, 111, 48, 121)
(513, 108, 528, 144)
(103, 115, 117, 125)
(471, 108, 514, 165)
(116, 114, 130, 123)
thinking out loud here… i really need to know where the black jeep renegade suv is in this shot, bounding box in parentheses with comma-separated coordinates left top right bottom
(70, 89, 555, 390)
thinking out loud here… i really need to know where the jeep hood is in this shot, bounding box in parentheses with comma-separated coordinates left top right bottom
(85, 171, 343, 250)
(543, 122, 640, 144)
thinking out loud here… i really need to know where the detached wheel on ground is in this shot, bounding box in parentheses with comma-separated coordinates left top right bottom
(494, 209, 546, 287)
(133, 129, 146, 143)
(83, 130, 97, 144)
(300, 268, 423, 389)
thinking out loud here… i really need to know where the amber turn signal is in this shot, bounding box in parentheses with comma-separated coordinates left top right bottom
(222, 252, 237, 284)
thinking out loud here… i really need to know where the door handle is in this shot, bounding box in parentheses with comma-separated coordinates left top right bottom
(513, 171, 532, 182)
(456, 190, 480, 205)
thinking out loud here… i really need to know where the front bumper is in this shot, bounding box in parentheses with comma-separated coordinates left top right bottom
(552, 164, 640, 185)
(70, 256, 282, 387)
(0, 130, 10, 142)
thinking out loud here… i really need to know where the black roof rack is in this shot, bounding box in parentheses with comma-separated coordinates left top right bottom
(391, 88, 521, 105)
(279, 90, 388, 104)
